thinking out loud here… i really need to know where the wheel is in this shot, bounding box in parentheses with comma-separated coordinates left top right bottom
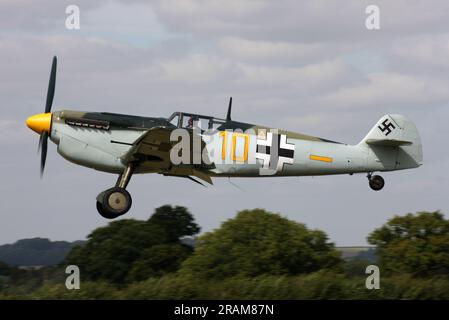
(96, 201, 122, 219)
(102, 187, 132, 215)
(96, 187, 132, 219)
(369, 175, 385, 191)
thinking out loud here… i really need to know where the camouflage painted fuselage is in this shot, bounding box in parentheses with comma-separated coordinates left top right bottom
(49, 110, 422, 180)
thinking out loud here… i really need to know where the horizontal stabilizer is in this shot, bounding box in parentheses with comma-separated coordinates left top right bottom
(365, 139, 412, 147)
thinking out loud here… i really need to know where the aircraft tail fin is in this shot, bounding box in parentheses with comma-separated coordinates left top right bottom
(358, 114, 423, 169)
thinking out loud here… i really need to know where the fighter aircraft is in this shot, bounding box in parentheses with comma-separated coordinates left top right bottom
(26, 57, 423, 219)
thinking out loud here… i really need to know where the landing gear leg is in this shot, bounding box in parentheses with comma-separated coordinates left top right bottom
(367, 172, 385, 191)
(96, 164, 135, 219)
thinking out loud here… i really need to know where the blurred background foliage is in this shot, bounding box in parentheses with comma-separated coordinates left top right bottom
(0, 206, 448, 299)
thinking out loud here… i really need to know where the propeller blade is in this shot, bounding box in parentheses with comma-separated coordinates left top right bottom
(45, 56, 57, 113)
(38, 134, 44, 153)
(40, 131, 48, 178)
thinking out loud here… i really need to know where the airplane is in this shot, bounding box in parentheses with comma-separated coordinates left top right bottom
(26, 57, 423, 219)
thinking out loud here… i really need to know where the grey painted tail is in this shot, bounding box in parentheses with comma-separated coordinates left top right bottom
(358, 114, 423, 170)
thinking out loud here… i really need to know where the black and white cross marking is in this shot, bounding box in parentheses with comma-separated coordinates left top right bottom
(377, 119, 396, 136)
(256, 132, 295, 175)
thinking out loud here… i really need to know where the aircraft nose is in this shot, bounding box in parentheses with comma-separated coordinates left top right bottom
(26, 112, 52, 134)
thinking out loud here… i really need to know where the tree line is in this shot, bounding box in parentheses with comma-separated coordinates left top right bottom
(0, 206, 448, 299)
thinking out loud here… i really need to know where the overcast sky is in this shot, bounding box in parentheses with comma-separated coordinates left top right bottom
(1, 0, 448, 246)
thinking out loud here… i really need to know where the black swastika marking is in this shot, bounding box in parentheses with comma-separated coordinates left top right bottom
(377, 119, 396, 136)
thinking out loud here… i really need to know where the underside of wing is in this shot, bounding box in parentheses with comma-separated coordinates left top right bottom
(123, 127, 213, 184)
(121, 127, 176, 173)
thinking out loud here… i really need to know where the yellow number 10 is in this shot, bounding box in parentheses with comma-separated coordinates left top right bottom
(219, 131, 249, 162)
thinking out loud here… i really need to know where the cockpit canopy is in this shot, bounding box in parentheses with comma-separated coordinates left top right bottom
(167, 112, 226, 131)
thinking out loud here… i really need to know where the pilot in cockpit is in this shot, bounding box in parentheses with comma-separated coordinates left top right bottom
(187, 116, 194, 129)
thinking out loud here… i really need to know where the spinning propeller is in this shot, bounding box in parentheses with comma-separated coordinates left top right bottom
(26, 56, 57, 177)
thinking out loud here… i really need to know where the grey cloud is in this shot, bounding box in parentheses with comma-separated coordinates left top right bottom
(153, 0, 449, 42)
(0, 0, 106, 32)
(0, 0, 448, 246)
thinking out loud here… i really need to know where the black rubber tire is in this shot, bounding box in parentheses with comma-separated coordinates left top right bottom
(369, 175, 385, 191)
(97, 187, 132, 218)
(96, 201, 122, 219)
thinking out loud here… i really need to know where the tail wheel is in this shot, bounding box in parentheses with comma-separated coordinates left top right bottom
(96, 187, 132, 219)
(369, 175, 385, 191)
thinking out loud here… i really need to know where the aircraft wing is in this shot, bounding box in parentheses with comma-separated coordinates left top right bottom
(121, 126, 175, 171)
(123, 126, 213, 185)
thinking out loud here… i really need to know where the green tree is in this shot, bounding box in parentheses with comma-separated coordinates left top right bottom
(65, 219, 167, 283)
(0, 261, 11, 276)
(368, 211, 449, 276)
(180, 209, 341, 279)
(128, 244, 192, 281)
(65, 205, 200, 284)
(148, 205, 200, 242)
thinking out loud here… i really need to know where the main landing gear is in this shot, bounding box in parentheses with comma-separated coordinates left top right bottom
(96, 164, 134, 219)
(367, 172, 385, 191)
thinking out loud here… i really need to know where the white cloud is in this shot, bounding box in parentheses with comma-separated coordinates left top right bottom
(389, 33, 449, 72)
(1, 0, 449, 245)
(237, 58, 353, 91)
(218, 37, 335, 65)
(144, 54, 233, 83)
(317, 72, 449, 110)
(0, 0, 106, 32)
(154, 0, 449, 42)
